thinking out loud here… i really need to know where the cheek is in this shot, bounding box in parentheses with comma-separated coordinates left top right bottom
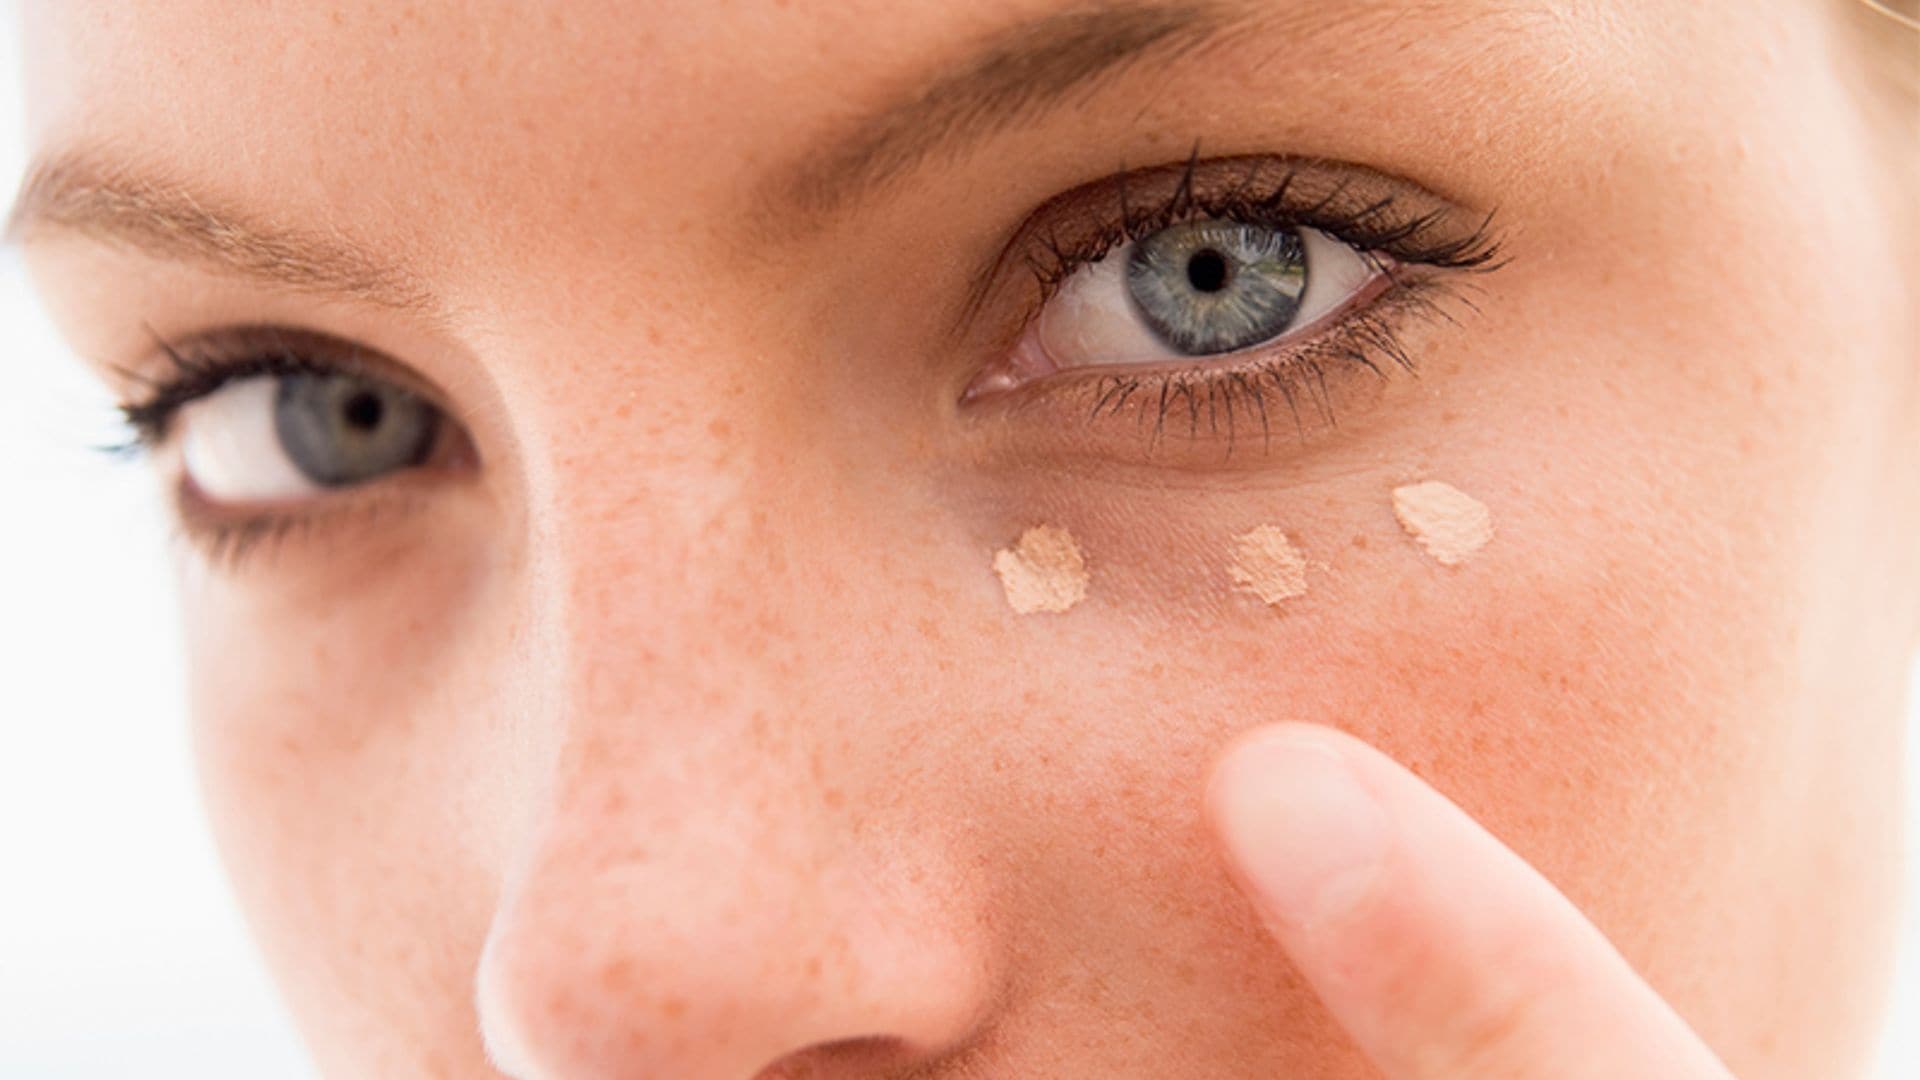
(183, 510, 511, 1075)
(979, 372, 1879, 1069)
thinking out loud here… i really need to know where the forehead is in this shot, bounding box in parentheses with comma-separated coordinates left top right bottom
(12, 0, 1801, 307)
(15, 1, 1640, 189)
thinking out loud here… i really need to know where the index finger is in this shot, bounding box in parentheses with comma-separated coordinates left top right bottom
(1205, 722, 1737, 1079)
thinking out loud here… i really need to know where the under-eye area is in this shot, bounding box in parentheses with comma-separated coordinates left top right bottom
(956, 153, 1504, 465)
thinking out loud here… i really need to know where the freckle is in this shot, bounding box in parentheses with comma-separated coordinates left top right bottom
(1351, 534, 1369, 550)
(822, 787, 845, 809)
(992, 525, 1089, 614)
(708, 417, 732, 440)
(599, 957, 636, 993)
(660, 996, 687, 1019)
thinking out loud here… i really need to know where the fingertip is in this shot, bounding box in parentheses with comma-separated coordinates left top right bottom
(1205, 723, 1394, 934)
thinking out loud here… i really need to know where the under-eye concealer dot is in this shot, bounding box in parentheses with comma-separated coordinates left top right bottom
(1392, 480, 1494, 566)
(993, 524, 1089, 614)
(1229, 526, 1309, 605)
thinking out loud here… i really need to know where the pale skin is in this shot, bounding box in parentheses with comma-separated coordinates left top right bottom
(12, 1, 1919, 1077)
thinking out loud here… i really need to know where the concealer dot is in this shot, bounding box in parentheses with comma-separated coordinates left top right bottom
(1229, 525, 1309, 605)
(1391, 480, 1494, 566)
(993, 524, 1089, 614)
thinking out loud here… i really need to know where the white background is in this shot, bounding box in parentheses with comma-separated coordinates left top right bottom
(0, 25, 1912, 1080)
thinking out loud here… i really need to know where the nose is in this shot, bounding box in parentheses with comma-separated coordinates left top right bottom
(473, 458, 994, 1078)
(476, 756, 994, 1079)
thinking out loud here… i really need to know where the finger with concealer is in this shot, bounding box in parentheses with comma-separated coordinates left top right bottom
(1204, 722, 1736, 1079)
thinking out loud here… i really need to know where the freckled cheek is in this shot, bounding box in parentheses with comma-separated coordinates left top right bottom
(180, 526, 509, 1051)
(1000, 491, 1763, 919)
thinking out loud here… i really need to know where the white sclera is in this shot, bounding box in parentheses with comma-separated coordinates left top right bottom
(1035, 225, 1378, 369)
(178, 377, 323, 502)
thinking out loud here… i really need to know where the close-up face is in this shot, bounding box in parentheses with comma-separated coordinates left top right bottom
(12, 1, 1920, 1076)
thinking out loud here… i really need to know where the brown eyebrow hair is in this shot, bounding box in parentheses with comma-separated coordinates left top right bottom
(3, 1, 1305, 302)
(3, 151, 441, 316)
(768, 1, 1237, 223)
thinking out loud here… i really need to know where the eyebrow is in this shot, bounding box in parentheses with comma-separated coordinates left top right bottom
(4, 152, 440, 316)
(5, 1, 1354, 304)
(770, 1, 1237, 223)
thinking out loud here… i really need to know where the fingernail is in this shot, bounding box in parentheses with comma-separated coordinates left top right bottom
(1209, 728, 1392, 932)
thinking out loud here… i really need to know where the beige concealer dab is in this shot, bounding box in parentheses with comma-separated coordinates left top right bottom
(993, 524, 1089, 614)
(1229, 525, 1309, 605)
(1392, 480, 1494, 566)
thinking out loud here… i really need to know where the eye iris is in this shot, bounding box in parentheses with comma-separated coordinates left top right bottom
(273, 373, 440, 487)
(1125, 221, 1308, 356)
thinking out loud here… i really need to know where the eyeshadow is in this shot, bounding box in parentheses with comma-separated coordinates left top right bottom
(1229, 525, 1309, 604)
(992, 524, 1089, 614)
(1392, 480, 1493, 566)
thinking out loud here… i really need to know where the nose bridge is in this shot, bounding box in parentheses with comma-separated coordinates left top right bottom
(519, 336, 798, 717)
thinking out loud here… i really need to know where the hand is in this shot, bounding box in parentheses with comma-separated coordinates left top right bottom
(1205, 723, 1737, 1079)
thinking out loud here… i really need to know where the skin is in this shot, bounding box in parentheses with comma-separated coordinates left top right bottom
(12, 1, 1918, 1076)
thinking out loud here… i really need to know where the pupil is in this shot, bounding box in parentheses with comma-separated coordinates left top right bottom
(1186, 248, 1229, 293)
(342, 392, 385, 431)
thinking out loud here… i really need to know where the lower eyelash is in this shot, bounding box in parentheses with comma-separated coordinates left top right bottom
(169, 508, 320, 572)
(1054, 274, 1467, 458)
(167, 478, 431, 573)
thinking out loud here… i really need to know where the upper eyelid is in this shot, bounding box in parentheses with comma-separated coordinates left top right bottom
(116, 325, 447, 447)
(958, 152, 1505, 329)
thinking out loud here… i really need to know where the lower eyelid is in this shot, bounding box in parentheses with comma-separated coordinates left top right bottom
(958, 275, 1463, 470)
(169, 464, 462, 572)
(973, 261, 1400, 405)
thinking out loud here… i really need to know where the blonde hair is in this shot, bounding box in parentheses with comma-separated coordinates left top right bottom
(1846, 0, 1919, 245)
(1851, 0, 1920, 108)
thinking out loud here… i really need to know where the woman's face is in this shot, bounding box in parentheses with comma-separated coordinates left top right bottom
(15, 1, 1918, 1076)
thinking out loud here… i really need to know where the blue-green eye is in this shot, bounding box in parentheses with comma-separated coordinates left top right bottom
(1029, 219, 1379, 370)
(273, 373, 440, 487)
(177, 371, 445, 502)
(1125, 221, 1309, 355)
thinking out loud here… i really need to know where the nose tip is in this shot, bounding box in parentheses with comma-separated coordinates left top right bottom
(473, 812, 993, 1079)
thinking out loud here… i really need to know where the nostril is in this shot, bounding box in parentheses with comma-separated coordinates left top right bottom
(753, 1035, 931, 1079)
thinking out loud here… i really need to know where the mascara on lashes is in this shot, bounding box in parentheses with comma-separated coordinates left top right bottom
(955, 153, 1505, 452)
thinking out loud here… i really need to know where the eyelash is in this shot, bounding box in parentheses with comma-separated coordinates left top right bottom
(1019, 153, 1504, 300)
(113, 326, 370, 451)
(983, 152, 1505, 452)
